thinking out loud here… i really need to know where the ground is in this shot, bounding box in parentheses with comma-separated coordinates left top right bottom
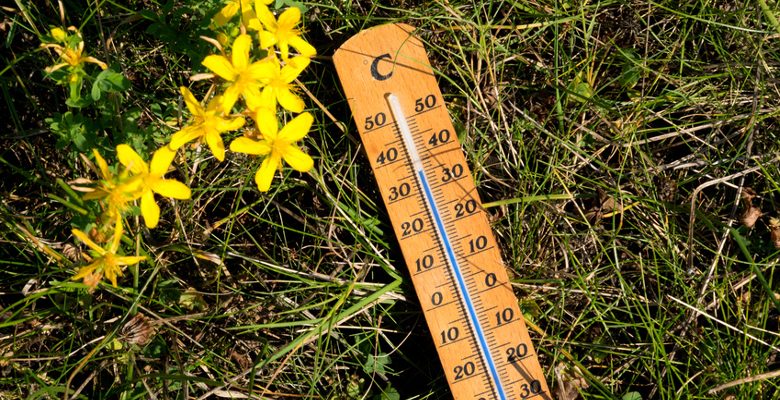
(1, 0, 780, 399)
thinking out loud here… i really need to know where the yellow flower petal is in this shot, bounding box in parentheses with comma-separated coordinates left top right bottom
(282, 56, 310, 82)
(83, 188, 109, 201)
(205, 131, 226, 161)
(258, 30, 277, 49)
(93, 149, 111, 180)
(72, 229, 105, 255)
(232, 34, 252, 71)
(218, 116, 246, 132)
(83, 56, 108, 70)
(72, 262, 99, 281)
(206, 95, 225, 113)
(141, 190, 161, 229)
(220, 84, 242, 114)
(289, 36, 316, 57)
(279, 111, 313, 142)
(276, 88, 305, 113)
(255, 155, 280, 191)
(104, 264, 122, 287)
(152, 179, 191, 199)
(41, 43, 65, 53)
(246, 88, 276, 113)
(109, 214, 123, 253)
(44, 63, 69, 74)
(213, 2, 240, 26)
(259, 86, 278, 111)
(116, 144, 148, 175)
(203, 54, 237, 81)
(282, 144, 313, 172)
(169, 126, 202, 150)
(247, 17, 263, 31)
(257, 6, 277, 31)
(239, 1, 256, 25)
(277, 7, 301, 29)
(150, 146, 176, 177)
(278, 41, 291, 61)
(246, 59, 276, 80)
(230, 137, 271, 155)
(119, 176, 144, 198)
(255, 108, 278, 139)
(180, 87, 203, 116)
(242, 85, 266, 111)
(115, 255, 147, 266)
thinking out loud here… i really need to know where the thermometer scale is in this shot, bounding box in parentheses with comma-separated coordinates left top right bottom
(333, 23, 550, 399)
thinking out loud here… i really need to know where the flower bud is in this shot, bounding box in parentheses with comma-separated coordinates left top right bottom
(50, 27, 67, 42)
(217, 32, 230, 48)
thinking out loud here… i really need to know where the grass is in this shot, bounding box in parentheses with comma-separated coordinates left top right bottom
(2, 0, 780, 399)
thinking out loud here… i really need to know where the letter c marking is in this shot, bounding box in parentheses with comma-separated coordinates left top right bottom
(371, 53, 393, 81)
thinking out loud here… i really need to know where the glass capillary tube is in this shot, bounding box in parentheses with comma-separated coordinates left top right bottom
(385, 92, 506, 400)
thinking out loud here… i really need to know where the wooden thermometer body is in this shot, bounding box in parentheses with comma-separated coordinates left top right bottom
(333, 23, 550, 400)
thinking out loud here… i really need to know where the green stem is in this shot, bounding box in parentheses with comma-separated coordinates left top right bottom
(56, 178, 85, 206)
(730, 227, 780, 312)
(47, 194, 88, 215)
(757, 0, 780, 34)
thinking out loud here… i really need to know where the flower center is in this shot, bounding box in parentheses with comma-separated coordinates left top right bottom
(234, 70, 257, 92)
(202, 116, 220, 136)
(276, 27, 297, 42)
(103, 253, 115, 268)
(144, 174, 161, 191)
(270, 138, 288, 157)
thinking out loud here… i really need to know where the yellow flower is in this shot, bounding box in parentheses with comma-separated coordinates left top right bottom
(202, 34, 275, 113)
(116, 145, 192, 228)
(72, 215, 146, 288)
(170, 87, 246, 161)
(42, 39, 107, 74)
(230, 110, 314, 191)
(212, 0, 255, 27)
(256, 6, 316, 60)
(83, 149, 143, 217)
(257, 56, 309, 113)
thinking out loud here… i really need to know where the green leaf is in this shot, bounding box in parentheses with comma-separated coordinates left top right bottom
(91, 69, 130, 101)
(362, 352, 390, 375)
(179, 287, 208, 311)
(346, 376, 362, 398)
(91, 82, 102, 101)
(47, 111, 96, 151)
(68, 124, 91, 151)
(136, 10, 158, 22)
(375, 384, 400, 400)
(65, 96, 93, 109)
(619, 49, 641, 89)
(275, 0, 308, 13)
(622, 391, 642, 400)
(569, 70, 594, 102)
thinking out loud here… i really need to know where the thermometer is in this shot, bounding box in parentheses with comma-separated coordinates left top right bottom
(333, 23, 550, 399)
